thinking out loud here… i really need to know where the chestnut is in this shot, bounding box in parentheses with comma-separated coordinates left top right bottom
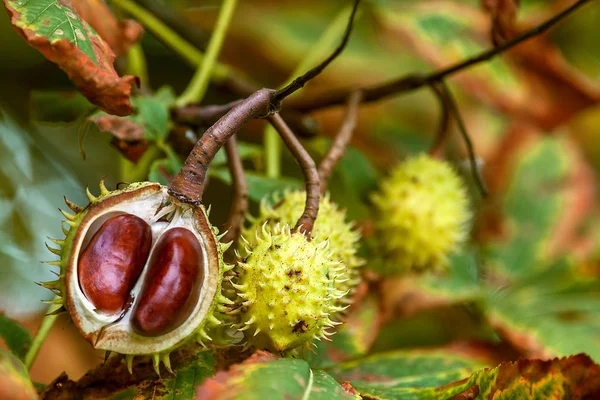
(77, 214, 152, 314)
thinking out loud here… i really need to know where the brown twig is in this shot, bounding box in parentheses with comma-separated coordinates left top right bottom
(438, 81, 488, 197)
(288, 0, 592, 112)
(168, 89, 275, 203)
(273, 0, 361, 103)
(318, 91, 362, 193)
(172, 104, 319, 138)
(428, 83, 451, 159)
(221, 136, 248, 246)
(267, 114, 320, 238)
(169, 0, 361, 203)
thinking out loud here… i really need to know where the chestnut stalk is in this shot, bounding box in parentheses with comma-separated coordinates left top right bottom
(428, 83, 451, 160)
(317, 90, 362, 193)
(168, 0, 361, 233)
(267, 114, 320, 237)
(221, 136, 249, 247)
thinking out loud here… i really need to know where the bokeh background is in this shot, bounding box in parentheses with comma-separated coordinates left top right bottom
(1, 0, 599, 385)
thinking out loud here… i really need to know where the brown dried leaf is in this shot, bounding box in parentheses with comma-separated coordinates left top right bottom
(71, 0, 143, 57)
(89, 114, 148, 162)
(3, 0, 138, 116)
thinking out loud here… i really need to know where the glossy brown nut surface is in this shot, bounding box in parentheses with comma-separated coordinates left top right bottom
(78, 214, 152, 314)
(132, 228, 204, 336)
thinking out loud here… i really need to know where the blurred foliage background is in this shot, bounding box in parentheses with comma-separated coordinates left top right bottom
(1, 0, 599, 387)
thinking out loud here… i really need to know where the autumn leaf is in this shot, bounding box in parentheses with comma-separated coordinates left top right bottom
(3, 0, 138, 116)
(71, 0, 143, 57)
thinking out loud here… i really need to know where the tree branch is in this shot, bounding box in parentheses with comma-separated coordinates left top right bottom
(318, 91, 362, 193)
(288, 0, 593, 112)
(272, 0, 361, 103)
(428, 83, 451, 159)
(267, 114, 320, 238)
(438, 82, 488, 197)
(221, 136, 248, 247)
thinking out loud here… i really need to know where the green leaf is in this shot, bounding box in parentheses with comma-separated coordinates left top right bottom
(325, 349, 484, 399)
(0, 314, 31, 361)
(417, 247, 484, 302)
(306, 294, 380, 369)
(149, 153, 182, 186)
(487, 259, 600, 362)
(212, 141, 264, 166)
(209, 168, 302, 202)
(487, 137, 571, 277)
(197, 352, 358, 400)
(29, 91, 94, 122)
(0, 350, 37, 400)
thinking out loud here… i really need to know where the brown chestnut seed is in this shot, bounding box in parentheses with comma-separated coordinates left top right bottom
(78, 214, 152, 314)
(132, 228, 204, 336)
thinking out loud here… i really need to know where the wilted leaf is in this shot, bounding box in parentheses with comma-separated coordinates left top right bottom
(0, 350, 38, 400)
(71, 0, 143, 57)
(0, 314, 31, 361)
(3, 0, 138, 116)
(325, 349, 483, 399)
(89, 87, 176, 161)
(42, 347, 214, 399)
(438, 354, 600, 400)
(196, 350, 359, 400)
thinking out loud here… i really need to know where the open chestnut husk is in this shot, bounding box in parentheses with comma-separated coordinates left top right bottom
(42, 181, 233, 373)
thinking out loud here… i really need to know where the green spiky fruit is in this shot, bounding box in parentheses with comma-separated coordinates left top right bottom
(42, 180, 233, 374)
(232, 224, 346, 352)
(243, 190, 362, 300)
(371, 154, 471, 274)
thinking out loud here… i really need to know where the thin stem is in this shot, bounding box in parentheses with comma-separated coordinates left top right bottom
(318, 91, 362, 193)
(168, 89, 275, 203)
(176, 0, 238, 106)
(264, 1, 360, 179)
(273, 0, 361, 103)
(24, 301, 62, 370)
(428, 83, 451, 159)
(264, 125, 281, 178)
(111, 0, 228, 81)
(289, 0, 592, 112)
(221, 136, 248, 247)
(125, 43, 149, 88)
(439, 81, 488, 197)
(267, 114, 320, 238)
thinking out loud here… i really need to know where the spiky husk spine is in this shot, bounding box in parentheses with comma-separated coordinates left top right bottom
(371, 154, 471, 274)
(41, 180, 234, 374)
(242, 190, 363, 301)
(231, 224, 347, 352)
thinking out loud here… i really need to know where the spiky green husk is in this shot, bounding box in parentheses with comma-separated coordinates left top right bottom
(242, 190, 362, 300)
(42, 180, 233, 374)
(232, 225, 346, 352)
(371, 155, 471, 274)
